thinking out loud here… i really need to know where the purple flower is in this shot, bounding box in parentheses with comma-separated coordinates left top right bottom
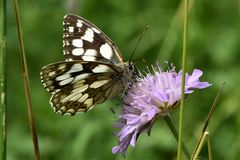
(112, 66, 211, 156)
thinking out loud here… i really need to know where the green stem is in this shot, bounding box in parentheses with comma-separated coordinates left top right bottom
(191, 82, 225, 159)
(177, 0, 189, 159)
(12, 0, 40, 159)
(0, 0, 7, 159)
(207, 134, 212, 160)
(192, 132, 209, 160)
(164, 116, 191, 160)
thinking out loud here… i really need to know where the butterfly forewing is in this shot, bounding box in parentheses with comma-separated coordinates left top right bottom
(63, 14, 123, 64)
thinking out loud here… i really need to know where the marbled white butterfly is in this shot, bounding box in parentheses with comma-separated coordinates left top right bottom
(40, 14, 138, 115)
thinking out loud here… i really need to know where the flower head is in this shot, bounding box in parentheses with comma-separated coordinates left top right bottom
(112, 65, 211, 156)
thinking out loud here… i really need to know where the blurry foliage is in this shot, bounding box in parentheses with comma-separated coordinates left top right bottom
(6, 0, 240, 159)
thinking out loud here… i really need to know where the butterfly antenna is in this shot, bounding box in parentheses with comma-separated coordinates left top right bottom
(129, 25, 150, 62)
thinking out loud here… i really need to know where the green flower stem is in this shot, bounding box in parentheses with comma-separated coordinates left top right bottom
(13, 0, 40, 159)
(164, 116, 191, 160)
(177, 0, 189, 159)
(0, 0, 7, 159)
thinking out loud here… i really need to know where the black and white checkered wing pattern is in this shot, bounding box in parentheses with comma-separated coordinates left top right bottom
(41, 61, 126, 115)
(40, 14, 136, 115)
(63, 14, 123, 64)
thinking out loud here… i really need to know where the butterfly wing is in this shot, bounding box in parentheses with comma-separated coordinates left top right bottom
(41, 61, 125, 115)
(40, 14, 134, 115)
(63, 14, 123, 64)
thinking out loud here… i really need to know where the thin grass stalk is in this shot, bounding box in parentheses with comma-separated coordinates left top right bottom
(207, 134, 212, 160)
(164, 116, 190, 160)
(0, 0, 7, 159)
(177, 0, 189, 159)
(191, 82, 225, 159)
(12, 0, 40, 159)
(192, 131, 209, 160)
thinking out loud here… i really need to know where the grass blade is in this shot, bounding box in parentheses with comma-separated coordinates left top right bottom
(0, 0, 7, 159)
(191, 82, 225, 159)
(192, 131, 209, 160)
(12, 0, 40, 159)
(207, 134, 212, 160)
(177, 0, 189, 159)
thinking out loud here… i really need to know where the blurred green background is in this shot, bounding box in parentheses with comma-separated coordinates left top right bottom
(6, 0, 240, 159)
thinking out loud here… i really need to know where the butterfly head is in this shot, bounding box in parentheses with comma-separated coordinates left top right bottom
(128, 61, 138, 77)
(121, 61, 139, 85)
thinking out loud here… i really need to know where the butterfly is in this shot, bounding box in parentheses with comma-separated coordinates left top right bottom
(40, 14, 138, 115)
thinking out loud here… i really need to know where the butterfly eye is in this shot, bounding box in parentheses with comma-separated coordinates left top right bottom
(128, 62, 134, 70)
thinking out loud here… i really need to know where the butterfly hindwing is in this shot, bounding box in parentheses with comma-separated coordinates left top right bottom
(41, 61, 125, 115)
(63, 14, 123, 64)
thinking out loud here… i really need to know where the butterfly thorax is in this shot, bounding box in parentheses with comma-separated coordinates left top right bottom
(115, 62, 138, 91)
